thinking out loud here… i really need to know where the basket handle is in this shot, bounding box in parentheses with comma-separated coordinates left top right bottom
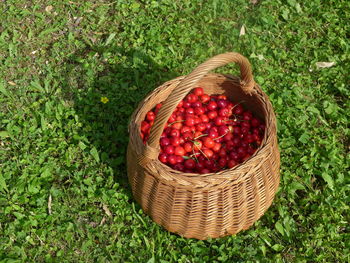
(142, 52, 256, 164)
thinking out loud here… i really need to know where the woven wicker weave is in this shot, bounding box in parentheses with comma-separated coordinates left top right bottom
(127, 52, 280, 240)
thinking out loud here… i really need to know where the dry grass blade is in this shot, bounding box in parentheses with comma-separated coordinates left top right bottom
(48, 194, 52, 215)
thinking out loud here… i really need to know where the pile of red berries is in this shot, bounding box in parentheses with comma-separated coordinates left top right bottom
(140, 87, 265, 174)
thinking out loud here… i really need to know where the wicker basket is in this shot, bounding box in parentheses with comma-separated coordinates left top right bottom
(127, 52, 280, 240)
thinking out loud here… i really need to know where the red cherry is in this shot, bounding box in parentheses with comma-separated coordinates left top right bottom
(186, 94, 198, 103)
(237, 147, 247, 158)
(217, 99, 228, 108)
(172, 122, 183, 130)
(243, 111, 253, 121)
(146, 111, 155, 121)
(251, 118, 260, 128)
(192, 101, 202, 108)
(203, 137, 215, 149)
(232, 126, 241, 135)
(200, 168, 210, 174)
(218, 148, 227, 157)
(177, 100, 184, 108)
(214, 116, 225, 126)
(233, 104, 244, 115)
(212, 143, 221, 152)
(232, 137, 241, 147)
(218, 157, 227, 167)
(195, 123, 206, 132)
(193, 140, 203, 152)
(158, 153, 168, 164)
(229, 151, 240, 161)
(173, 163, 185, 171)
(217, 95, 227, 100)
(218, 125, 229, 135)
(185, 116, 195, 126)
(183, 142, 193, 152)
(168, 155, 177, 165)
(204, 159, 214, 169)
(186, 108, 195, 115)
(200, 114, 209, 123)
(141, 121, 150, 133)
(183, 101, 191, 108)
(207, 111, 218, 119)
(202, 149, 214, 159)
(165, 145, 175, 155)
(193, 131, 202, 138)
(174, 146, 186, 156)
(170, 137, 181, 146)
(227, 159, 238, 168)
(184, 159, 196, 169)
(223, 133, 233, 141)
(160, 137, 170, 147)
(196, 161, 205, 171)
(207, 101, 217, 111)
(194, 106, 205, 115)
(193, 87, 204, 96)
(170, 129, 180, 137)
(176, 155, 184, 163)
(200, 94, 210, 103)
(219, 108, 230, 117)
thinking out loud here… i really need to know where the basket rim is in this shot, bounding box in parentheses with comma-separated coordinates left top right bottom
(129, 73, 278, 184)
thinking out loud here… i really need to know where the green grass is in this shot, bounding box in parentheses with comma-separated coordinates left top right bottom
(0, 0, 349, 262)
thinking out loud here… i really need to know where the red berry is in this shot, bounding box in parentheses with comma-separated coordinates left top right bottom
(141, 121, 150, 133)
(200, 94, 210, 103)
(193, 87, 204, 96)
(202, 149, 214, 159)
(200, 168, 210, 174)
(233, 104, 244, 115)
(176, 155, 184, 163)
(168, 155, 177, 165)
(159, 153, 168, 163)
(251, 118, 260, 128)
(217, 99, 228, 108)
(170, 137, 181, 146)
(186, 94, 198, 103)
(146, 111, 155, 121)
(207, 110, 218, 119)
(243, 111, 253, 121)
(170, 129, 180, 137)
(200, 114, 209, 123)
(218, 125, 229, 136)
(203, 137, 215, 148)
(192, 101, 202, 108)
(195, 123, 206, 132)
(185, 116, 195, 126)
(212, 143, 221, 152)
(207, 101, 217, 111)
(219, 108, 230, 117)
(165, 145, 175, 155)
(160, 137, 170, 147)
(183, 142, 193, 152)
(184, 159, 196, 169)
(174, 146, 186, 156)
(214, 116, 225, 126)
(227, 159, 237, 168)
(194, 106, 205, 115)
(218, 157, 227, 167)
(186, 108, 195, 115)
(173, 163, 185, 171)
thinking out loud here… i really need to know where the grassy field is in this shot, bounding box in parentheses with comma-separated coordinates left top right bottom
(0, 0, 349, 262)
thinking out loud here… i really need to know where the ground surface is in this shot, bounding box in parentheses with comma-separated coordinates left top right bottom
(0, 0, 349, 262)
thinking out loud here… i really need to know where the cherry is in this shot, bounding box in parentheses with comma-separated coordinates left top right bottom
(207, 101, 217, 111)
(203, 137, 215, 148)
(219, 108, 230, 117)
(192, 101, 202, 108)
(233, 104, 244, 115)
(207, 110, 218, 119)
(195, 123, 206, 132)
(175, 146, 185, 156)
(185, 116, 195, 126)
(164, 145, 175, 155)
(184, 159, 196, 169)
(251, 118, 260, 127)
(168, 155, 177, 165)
(200, 94, 210, 103)
(186, 94, 198, 103)
(186, 108, 195, 115)
(160, 137, 170, 147)
(141, 121, 150, 133)
(194, 106, 205, 115)
(159, 153, 168, 164)
(170, 129, 180, 138)
(183, 142, 193, 152)
(193, 87, 204, 96)
(173, 163, 185, 171)
(146, 111, 155, 121)
(227, 159, 238, 168)
(202, 149, 214, 158)
(200, 114, 209, 123)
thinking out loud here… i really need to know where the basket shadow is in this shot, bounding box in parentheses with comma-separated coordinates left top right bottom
(61, 48, 177, 197)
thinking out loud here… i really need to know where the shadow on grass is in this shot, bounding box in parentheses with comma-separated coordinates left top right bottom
(60, 48, 177, 196)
